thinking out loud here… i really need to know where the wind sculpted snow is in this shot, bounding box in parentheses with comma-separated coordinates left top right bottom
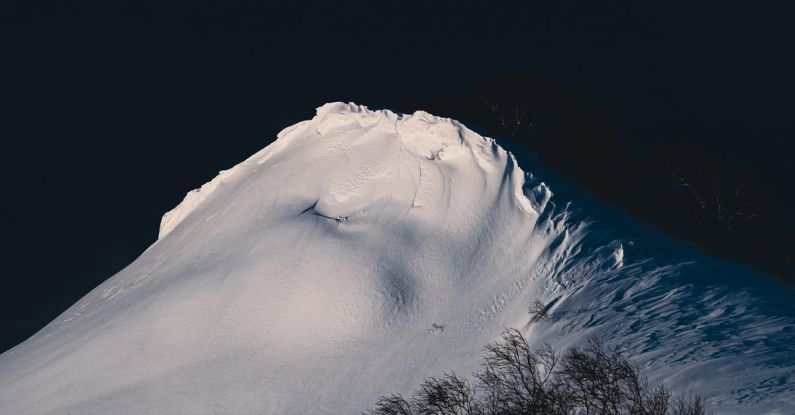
(1, 103, 793, 414)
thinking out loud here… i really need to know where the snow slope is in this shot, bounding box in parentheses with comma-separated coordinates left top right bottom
(1, 102, 793, 414)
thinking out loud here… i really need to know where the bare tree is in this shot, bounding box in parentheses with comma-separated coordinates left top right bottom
(484, 99, 533, 138)
(368, 395, 413, 415)
(414, 373, 481, 415)
(560, 337, 670, 415)
(477, 329, 567, 414)
(367, 329, 711, 415)
(528, 300, 550, 322)
(670, 389, 709, 415)
(666, 160, 764, 232)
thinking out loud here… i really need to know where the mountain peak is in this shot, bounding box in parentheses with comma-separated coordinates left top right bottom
(160, 102, 544, 240)
(2, 104, 793, 415)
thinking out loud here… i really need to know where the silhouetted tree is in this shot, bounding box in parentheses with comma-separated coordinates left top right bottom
(670, 389, 709, 415)
(528, 300, 550, 322)
(559, 337, 669, 415)
(367, 329, 710, 415)
(369, 395, 413, 415)
(477, 329, 567, 414)
(665, 159, 764, 233)
(414, 373, 481, 415)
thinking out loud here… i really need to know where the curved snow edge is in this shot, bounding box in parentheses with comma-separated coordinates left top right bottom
(158, 101, 548, 239)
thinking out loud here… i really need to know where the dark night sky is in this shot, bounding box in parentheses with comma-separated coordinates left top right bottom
(1, 1, 793, 353)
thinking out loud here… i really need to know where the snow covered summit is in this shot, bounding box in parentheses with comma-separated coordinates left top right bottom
(1, 103, 793, 414)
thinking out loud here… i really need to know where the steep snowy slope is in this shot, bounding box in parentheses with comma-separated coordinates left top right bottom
(1, 103, 793, 414)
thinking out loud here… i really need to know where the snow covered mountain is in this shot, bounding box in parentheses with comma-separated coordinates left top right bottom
(1, 103, 793, 414)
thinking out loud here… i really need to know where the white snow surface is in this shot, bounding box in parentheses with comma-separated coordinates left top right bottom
(1, 102, 793, 414)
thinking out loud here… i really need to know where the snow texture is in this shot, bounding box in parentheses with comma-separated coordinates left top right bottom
(1, 102, 793, 414)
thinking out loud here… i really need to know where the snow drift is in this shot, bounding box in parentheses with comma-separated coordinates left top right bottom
(1, 103, 793, 414)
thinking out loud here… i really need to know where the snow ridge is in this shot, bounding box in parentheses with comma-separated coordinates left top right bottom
(159, 102, 543, 240)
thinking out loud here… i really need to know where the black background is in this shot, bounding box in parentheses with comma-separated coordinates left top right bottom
(1, 1, 793, 353)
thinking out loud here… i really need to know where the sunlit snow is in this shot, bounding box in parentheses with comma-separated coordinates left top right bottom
(1, 103, 792, 414)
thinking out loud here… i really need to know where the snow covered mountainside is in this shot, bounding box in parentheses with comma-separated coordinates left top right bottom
(1, 103, 793, 414)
